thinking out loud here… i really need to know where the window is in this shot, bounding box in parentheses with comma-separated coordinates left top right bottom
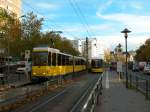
(65, 56, 69, 65)
(81, 60, 83, 65)
(48, 52, 51, 66)
(62, 55, 65, 65)
(69, 57, 73, 65)
(75, 59, 79, 65)
(58, 54, 62, 65)
(32, 52, 48, 66)
(52, 53, 56, 66)
(79, 59, 81, 65)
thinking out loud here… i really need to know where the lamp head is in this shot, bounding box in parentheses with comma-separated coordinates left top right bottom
(121, 28, 131, 38)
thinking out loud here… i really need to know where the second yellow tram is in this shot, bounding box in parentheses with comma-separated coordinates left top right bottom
(91, 59, 104, 73)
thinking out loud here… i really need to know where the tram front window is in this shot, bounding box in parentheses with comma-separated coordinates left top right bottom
(33, 52, 48, 66)
(91, 60, 103, 68)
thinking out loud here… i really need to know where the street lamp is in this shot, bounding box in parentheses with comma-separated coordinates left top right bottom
(121, 28, 131, 88)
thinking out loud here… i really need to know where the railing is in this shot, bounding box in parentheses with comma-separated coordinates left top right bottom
(82, 73, 103, 112)
(122, 71, 150, 99)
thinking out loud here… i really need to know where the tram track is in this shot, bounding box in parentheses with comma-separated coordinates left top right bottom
(12, 73, 100, 112)
(70, 75, 100, 112)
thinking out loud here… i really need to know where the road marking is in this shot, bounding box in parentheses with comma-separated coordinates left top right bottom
(119, 72, 121, 81)
(29, 88, 68, 112)
(106, 71, 109, 89)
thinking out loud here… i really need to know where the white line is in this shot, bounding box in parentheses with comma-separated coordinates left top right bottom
(106, 71, 109, 89)
(30, 88, 68, 112)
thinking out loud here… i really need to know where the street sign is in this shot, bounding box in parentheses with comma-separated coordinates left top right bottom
(25, 50, 30, 59)
(117, 61, 122, 72)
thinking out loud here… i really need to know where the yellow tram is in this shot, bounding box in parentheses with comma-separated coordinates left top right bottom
(32, 47, 86, 78)
(91, 59, 104, 73)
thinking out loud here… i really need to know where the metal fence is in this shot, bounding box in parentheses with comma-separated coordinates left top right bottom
(123, 71, 150, 99)
(82, 73, 103, 112)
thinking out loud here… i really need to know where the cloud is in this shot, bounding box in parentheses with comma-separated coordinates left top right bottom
(89, 24, 112, 31)
(95, 35, 149, 51)
(131, 2, 143, 10)
(36, 2, 58, 10)
(97, 0, 113, 13)
(96, 12, 150, 34)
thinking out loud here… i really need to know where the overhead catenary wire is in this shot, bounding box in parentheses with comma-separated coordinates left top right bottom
(67, 0, 96, 37)
(67, 0, 91, 37)
(73, 0, 96, 37)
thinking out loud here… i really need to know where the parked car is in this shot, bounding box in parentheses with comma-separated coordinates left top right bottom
(132, 63, 139, 72)
(139, 62, 146, 71)
(16, 61, 31, 74)
(144, 64, 150, 74)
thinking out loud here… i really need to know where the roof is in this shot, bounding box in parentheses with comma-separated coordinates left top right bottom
(33, 47, 85, 60)
(33, 47, 60, 53)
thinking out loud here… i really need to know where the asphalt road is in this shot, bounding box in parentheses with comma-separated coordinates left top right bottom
(13, 73, 101, 112)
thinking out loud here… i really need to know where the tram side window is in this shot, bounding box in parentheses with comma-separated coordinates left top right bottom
(73, 57, 75, 65)
(52, 53, 56, 66)
(81, 60, 83, 65)
(92, 60, 96, 67)
(78, 59, 80, 65)
(79, 59, 81, 65)
(48, 52, 51, 66)
(77, 59, 79, 65)
(83, 60, 85, 65)
(82, 60, 85, 65)
(69, 57, 73, 65)
(75, 59, 79, 65)
(65, 56, 69, 65)
(58, 54, 62, 65)
(75, 59, 77, 65)
(62, 55, 65, 65)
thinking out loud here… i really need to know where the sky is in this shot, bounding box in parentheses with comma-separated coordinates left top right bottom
(22, 0, 150, 51)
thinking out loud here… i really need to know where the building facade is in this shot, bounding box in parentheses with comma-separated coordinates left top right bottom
(0, 0, 21, 17)
(72, 39, 104, 60)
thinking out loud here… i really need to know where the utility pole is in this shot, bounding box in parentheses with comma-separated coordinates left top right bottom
(86, 37, 89, 71)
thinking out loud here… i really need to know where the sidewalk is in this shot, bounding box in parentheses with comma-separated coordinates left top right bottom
(95, 70, 150, 112)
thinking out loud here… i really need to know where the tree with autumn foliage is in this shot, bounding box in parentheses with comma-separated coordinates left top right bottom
(0, 10, 79, 57)
(135, 38, 150, 61)
(0, 8, 21, 56)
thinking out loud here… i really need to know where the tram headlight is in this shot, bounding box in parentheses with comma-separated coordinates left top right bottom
(33, 72, 36, 75)
(43, 72, 46, 75)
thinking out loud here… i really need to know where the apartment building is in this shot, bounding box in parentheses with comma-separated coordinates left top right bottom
(0, 0, 21, 17)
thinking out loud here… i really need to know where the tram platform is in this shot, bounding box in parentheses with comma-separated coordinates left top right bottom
(95, 70, 150, 112)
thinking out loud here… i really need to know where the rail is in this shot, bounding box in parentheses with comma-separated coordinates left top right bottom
(82, 73, 103, 112)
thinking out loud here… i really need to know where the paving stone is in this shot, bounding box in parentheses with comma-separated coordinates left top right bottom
(95, 71, 150, 112)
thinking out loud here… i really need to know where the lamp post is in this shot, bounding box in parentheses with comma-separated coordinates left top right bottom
(121, 28, 131, 88)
